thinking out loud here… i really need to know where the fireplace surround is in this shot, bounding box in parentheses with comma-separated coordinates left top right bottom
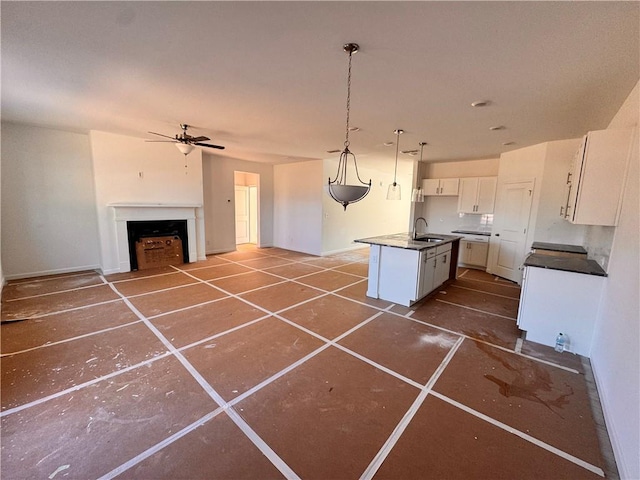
(109, 204, 202, 273)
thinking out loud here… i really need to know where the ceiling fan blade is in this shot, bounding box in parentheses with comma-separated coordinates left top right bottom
(195, 142, 225, 150)
(145, 140, 178, 143)
(189, 136, 210, 143)
(148, 131, 176, 140)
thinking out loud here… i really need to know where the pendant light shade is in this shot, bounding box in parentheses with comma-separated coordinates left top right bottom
(327, 43, 371, 211)
(411, 142, 427, 202)
(386, 129, 403, 200)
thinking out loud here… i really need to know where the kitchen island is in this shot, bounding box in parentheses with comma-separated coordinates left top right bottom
(354, 233, 461, 307)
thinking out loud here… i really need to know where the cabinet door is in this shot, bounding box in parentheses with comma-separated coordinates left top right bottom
(457, 178, 479, 213)
(475, 177, 497, 213)
(434, 251, 451, 288)
(422, 178, 440, 196)
(568, 129, 633, 226)
(467, 242, 489, 267)
(563, 136, 586, 220)
(417, 250, 436, 299)
(439, 178, 460, 196)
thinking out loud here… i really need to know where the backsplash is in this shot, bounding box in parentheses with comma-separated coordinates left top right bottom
(456, 212, 494, 233)
(583, 225, 615, 270)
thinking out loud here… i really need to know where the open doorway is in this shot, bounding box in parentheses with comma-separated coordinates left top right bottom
(234, 171, 259, 246)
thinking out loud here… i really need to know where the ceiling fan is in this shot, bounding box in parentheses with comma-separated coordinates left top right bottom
(147, 124, 225, 156)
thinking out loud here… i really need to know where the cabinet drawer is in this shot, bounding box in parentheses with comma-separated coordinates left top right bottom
(425, 248, 437, 258)
(435, 243, 452, 255)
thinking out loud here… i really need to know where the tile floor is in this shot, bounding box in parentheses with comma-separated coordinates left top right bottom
(0, 245, 616, 479)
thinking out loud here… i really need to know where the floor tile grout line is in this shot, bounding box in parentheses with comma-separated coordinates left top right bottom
(430, 391, 605, 477)
(4, 250, 590, 478)
(361, 300, 582, 376)
(121, 280, 210, 300)
(435, 298, 517, 320)
(458, 269, 469, 278)
(107, 269, 188, 285)
(0, 350, 174, 418)
(175, 314, 273, 352)
(145, 294, 234, 320)
(105, 280, 302, 480)
(97, 407, 225, 480)
(0, 319, 143, 358)
(173, 264, 338, 320)
(176, 254, 366, 294)
(1, 310, 277, 416)
(326, 288, 578, 375)
(227, 343, 334, 407)
(3, 281, 114, 302)
(450, 284, 521, 300)
(0, 297, 124, 322)
(458, 275, 521, 289)
(360, 336, 465, 480)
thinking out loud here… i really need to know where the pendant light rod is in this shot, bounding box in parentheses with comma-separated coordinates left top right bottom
(392, 129, 403, 186)
(328, 42, 371, 211)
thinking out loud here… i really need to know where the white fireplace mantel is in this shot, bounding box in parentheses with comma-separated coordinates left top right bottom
(109, 203, 204, 273)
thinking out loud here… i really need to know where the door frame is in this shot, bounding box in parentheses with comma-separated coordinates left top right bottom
(233, 171, 261, 247)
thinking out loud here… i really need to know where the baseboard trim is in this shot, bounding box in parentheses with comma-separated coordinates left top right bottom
(321, 243, 368, 257)
(4, 264, 102, 281)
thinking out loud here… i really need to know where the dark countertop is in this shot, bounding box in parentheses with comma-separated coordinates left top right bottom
(354, 232, 461, 251)
(531, 241, 588, 255)
(524, 253, 607, 277)
(451, 229, 491, 236)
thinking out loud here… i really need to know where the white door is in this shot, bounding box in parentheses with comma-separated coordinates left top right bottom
(235, 186, 250, 244)
(489, 180, 534, 283)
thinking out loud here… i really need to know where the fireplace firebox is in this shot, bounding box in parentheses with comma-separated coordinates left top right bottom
(126, 220, 189, 270)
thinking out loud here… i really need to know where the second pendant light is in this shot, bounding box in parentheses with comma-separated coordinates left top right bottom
(387, 129, 403, 200)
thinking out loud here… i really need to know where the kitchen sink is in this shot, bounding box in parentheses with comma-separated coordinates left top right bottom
(413, 236, 444, 243)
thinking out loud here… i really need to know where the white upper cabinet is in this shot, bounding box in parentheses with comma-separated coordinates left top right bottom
(422, 178, 459, 196)
(562, 129, 634, 226)
(457, 177, 497, 213)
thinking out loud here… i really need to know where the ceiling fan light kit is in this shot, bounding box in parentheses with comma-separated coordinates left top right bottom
(327, 42, 371, 211)
(147, 123, 225, 157)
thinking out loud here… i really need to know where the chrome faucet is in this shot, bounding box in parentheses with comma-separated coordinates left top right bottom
(413, 217, 428, 239)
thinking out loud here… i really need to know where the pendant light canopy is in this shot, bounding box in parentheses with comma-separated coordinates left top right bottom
(387, 129, 403, 200)
(327, 43, 371, 211)
(411, 142, 427, 202)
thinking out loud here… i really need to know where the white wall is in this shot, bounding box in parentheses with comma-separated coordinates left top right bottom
(1, 123, 100, 279)
(321, 158, 413, 255)
(203, 153, 274, 254)
(273, 160, 323, 255)
(419, 158, 500, 234)
(590, 80, 639, 480)
(90, 131, 205, 273)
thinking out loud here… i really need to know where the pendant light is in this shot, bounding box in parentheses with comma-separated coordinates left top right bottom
(411, 142, 427, 202)
(387, 129, 403, 200)
(328, 43, 371, 211)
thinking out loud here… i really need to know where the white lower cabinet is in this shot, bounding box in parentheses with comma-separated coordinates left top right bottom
(459, 240, 489, 267)
(517, 266, 604, 357)
(434, 243, 452, 288)
(417, 248, 437, 300)
(376, 242, 454, 307)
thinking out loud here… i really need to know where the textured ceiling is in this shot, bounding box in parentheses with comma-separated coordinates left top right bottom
(2, 1, 638, 165)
